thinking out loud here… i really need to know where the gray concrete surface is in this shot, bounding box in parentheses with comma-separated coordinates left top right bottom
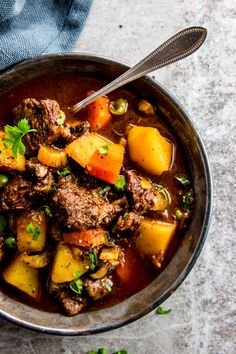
(0, 0, 235, 353)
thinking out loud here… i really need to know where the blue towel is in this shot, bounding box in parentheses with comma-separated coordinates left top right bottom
(0, 0, 93, 70)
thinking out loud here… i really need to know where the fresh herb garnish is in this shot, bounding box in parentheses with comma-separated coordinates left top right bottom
(0, 214, 6, 232)
(153, 183, 169, 201)
(98, 144, 112, 154)
(174, 174, 190, 186)
(97, 349, 108, 354)
(70, 278, 83, 294)
(26, 223, 40, 241)
(103, 279, 112, 293)
(50, 185, 57, 193)
(56, 111, 65, 126)
(3, 118, 37, 159)
(123, 211, 129, 218)
(56, 118, 65, 126)
(114, 175, 126, 192)
(72, 271, 81, 279)
(56, 168, 71, 176)
(182, 189, 194, 212)
(26, 223, 34, 233)
(156, 306, 172, 315)
(42, 205, 52, 218)
(99, 185, 111, 195)
(89, 250, 98, 271)
(4, 236, 16, 249)
(88, 349, 127, 354)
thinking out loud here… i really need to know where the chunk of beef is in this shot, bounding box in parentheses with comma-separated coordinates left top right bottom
(51, 176, 124, 230)
(26, 157, 54, 198)
(47, 279, 87, 316)
(12, 98, 68, 154)
(0, 175, 32, 211)
(84, 277, 113, 300)
(68, 121, 90, 142)
(113, 212, 142, 235)
(126, 170, 158, 213)
(56, 290, 87, 316)
(26, 157, 48, 178)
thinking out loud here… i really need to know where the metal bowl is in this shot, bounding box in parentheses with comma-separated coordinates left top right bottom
(0, 54, 213, 335)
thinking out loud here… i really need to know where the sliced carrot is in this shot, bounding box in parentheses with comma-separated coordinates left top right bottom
(87, 91, 111, 131)
(63, 229, 107, 248)
(86, 143, 124, 184)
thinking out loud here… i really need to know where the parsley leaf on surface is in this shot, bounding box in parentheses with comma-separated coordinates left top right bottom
(3, 118, 37, 159)
(56, 168, 71, 176)
(26, 223, 40, 241)
(70, 279, 83, 294)
(98, 144, 112, 154)
(89, 250, 98, 271)
(156, 306, 172, 315)
(114, 175, 126, 192)
(99, 186, 111, 195)
(174, 174, 190, 186)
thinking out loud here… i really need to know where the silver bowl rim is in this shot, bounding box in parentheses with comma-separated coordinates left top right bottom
(0, 53, 213, 335)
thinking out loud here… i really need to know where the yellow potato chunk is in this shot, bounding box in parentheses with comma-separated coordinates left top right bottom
(51, 243, 89, 283)
(136, 218, 177, 255)
(21, 250, 50, 268)
(65, 132, 109, 168)
(127, 126, 172, 175)
(38, 145, 67, 168)
(0, 131, 25, 171)
(17, 210, 47, 252)
(3, 253, 40, 298)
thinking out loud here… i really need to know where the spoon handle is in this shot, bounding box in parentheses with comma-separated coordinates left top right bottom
(72, 26, 207, 112)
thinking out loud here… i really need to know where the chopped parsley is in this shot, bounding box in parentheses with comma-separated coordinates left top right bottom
(4, 236, 16, 249)
(56, 111, 65, 126)
(88, 349, 127, 354)
(99, 185, 111, 195)
(156, 306, 172, 315)
(182, 189, 194, 212)
(42, 205, 52, 218)
(26, 223, 40, 241)
(98, 144, 112, 154)
(72, 271, 81, 279)
(89, 250, 98, 271)
(70, 278, 83, 294)
(114, 175, 126, 192)
(3, 118, 37, 159)
(56, 168, 71, 176)
(174, 174, 190, 186)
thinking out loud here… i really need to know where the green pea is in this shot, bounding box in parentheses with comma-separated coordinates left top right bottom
(0, 174, 8, 188)
(0, 215, 6, 232)
(109, 98, 128, 115)
(4, 236, 16, 249)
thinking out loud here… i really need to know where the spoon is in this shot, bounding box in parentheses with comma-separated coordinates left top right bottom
(71, 26, 207, 113)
